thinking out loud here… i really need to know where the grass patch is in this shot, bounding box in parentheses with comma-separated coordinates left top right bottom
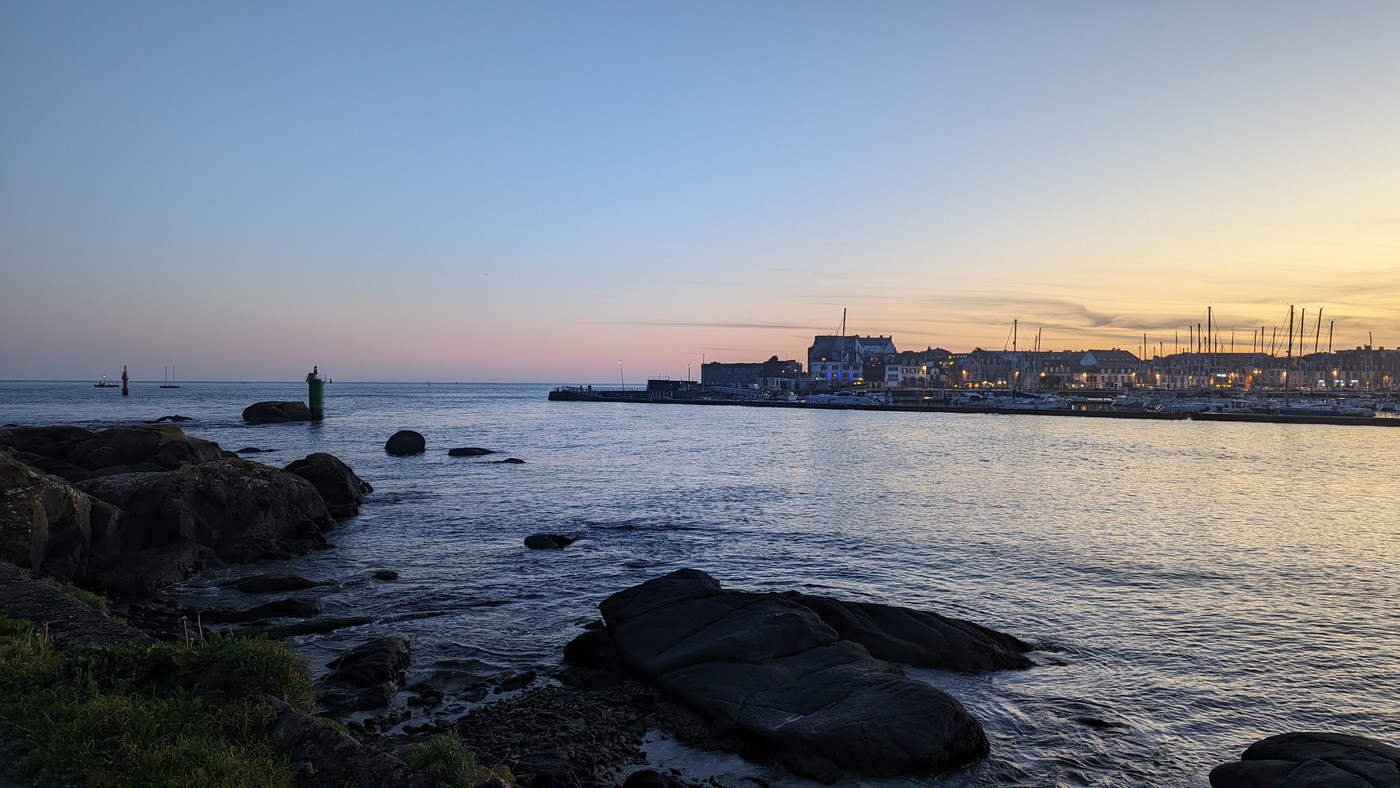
(407, 731, 499, 788)
(36, 573, 111, 614)
(0, 614, 316, 786)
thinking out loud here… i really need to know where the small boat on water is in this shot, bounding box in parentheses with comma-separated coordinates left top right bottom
(94, 375, 119, 388)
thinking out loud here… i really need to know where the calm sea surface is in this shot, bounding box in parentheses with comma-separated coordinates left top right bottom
(3, 381, 1398, 786)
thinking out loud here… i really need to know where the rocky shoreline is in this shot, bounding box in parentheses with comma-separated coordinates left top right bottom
(4, 423, 1398, 787)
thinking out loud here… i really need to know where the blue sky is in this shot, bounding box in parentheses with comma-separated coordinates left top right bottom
(3, 1, 1398, 381)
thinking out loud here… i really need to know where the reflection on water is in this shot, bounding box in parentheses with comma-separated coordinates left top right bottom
(3, 381, 1398, 785)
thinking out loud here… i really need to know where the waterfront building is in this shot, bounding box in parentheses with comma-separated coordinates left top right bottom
(807, 335, 897, 387)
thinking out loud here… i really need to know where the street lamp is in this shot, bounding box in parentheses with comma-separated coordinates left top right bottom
(618, 360, 625, 389)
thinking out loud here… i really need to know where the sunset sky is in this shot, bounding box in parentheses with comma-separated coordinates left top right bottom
(3, 2, 1398, 383)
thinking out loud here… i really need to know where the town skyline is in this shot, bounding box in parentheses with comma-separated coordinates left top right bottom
(3, 3, 1398, 383)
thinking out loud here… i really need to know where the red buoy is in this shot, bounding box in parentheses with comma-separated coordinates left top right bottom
(121, 365, 129, 396)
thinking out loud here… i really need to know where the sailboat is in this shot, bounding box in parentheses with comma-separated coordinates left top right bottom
(160, 366, 181, 389)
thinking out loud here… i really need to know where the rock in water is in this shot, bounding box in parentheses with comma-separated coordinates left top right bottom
(447, 447, 494, 456)
(524, 534, 575, 550)
(318, 636, 412, 716)
(242, 401, 315, 424)
(283, 453, 373, 518)
(592, 568, 1019, 781)
(1210, 732, 1400, 787)
(384, 430, 426, 456)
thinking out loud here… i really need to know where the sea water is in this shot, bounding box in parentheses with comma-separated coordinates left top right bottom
(2, 380, 1398, 786)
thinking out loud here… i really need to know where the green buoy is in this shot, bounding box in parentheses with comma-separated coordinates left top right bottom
(307, 366, 325, 420)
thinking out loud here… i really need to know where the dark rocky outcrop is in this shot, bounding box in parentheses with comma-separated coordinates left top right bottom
(318, 636, 413, 716)
(524, 533, 575, 550)
(243, 401, 316, 424)
(71, 458, 333, 597)
(495, 458, 525, 464)
(284, 453, 373, 518)
(1, 425, 226, 482)
(150, 415, 191, 423)
(447, 447, 494, 457)
(4, 427, 367, 601)
(384, 431, 426, 456)
(575, 569, 1030, 783)
(372, 570, 398, 581)
(1210, 732, 1400, 788)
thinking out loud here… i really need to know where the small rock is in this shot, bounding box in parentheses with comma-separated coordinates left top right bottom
(524, 534, 575, 550)
(372, 570, 399, 581)
(235, 446, 274, 453)
(232, 574, 324, 593)
(384, 430, 426, 456)
(448, 447, 495, 457)
(495, 457, 525, 464)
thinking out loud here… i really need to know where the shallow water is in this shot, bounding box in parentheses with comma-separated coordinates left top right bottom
(3, 380, 1398, 786)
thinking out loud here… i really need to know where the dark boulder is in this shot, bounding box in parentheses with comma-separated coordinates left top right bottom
(448, 447, 494, 457)
(151, 415, 191, 423)
(284, 452, 373, 518)
(495, 457, 525, 464)
(624, 770, 693, 788)
(77, 458, 333, 597)
(1, 425, 225, 481)
(235, 446, 274, 454)
(318, 635, 413, 716)
(384, 431, 426, 456)
(1210, 732, 1400, 787)
(243, 401, 315, 424)
(372, 570, 398, 581)
(0, 450, 122, 583)
(594, 569, 1025, 782)
(524, 534, 575, 550)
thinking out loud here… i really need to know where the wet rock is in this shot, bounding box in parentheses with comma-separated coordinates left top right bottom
(319, 635, 413, 716)
(494, 457, 525, 464)
(284, 452, 373, 518)
(152, 415, 191, 423)
(781, 591, 1032, 672)
(447, 447, 494, 457)
(235, 446, 274, 453)
(242, 401, 315, 424)
(384, 431, 426, 456)
(495, 670, 536, 693)
(372, 569, 399, 581)
(524, 533, 575, 550)
(1210, 732, 1400, 787)
(231, 574, 326, 593)
(198, 597, 321, 623)
(595, 568, 1015, 781)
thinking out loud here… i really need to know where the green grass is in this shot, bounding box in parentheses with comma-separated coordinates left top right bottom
(36, 573, 112, 614)
(0, 614, 316, 786)
(406, 732, 480, 787)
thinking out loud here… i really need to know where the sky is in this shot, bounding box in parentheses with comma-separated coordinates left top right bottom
(2, 1, 1398, 383)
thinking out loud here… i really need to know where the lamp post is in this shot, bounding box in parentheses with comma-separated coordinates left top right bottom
(618, 360, 625, 390)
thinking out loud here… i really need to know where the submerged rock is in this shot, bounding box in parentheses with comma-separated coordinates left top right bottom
(384, 431, 426, 456)
(447, 447, 494, 457)
(494, 457, 525, 464)
(242, 401, 315, 424)
(284, 452, 373, 518)
(231, 574, 327, 593)
(198, 597, 321, 623)
(1210, 732, 1400, 787)
(579, 569, 1029, 782)
(524, 534, 575, 550)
